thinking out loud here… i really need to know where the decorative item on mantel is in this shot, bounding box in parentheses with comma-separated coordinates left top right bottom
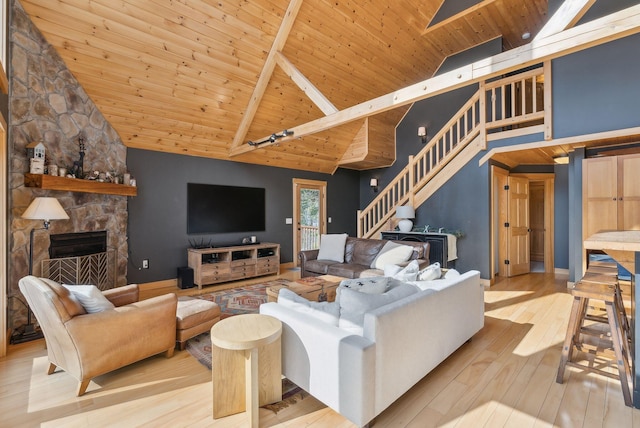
(26, 142, 46, 174)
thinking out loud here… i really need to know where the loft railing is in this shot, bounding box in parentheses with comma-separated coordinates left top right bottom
(357, 67, 546, 238)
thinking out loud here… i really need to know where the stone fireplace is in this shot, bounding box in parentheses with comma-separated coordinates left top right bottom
(8, 0, 129, 334)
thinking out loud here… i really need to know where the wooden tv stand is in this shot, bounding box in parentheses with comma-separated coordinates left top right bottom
(188, 242, 280, 289)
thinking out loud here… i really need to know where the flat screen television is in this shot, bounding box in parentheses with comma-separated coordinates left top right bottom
(187, 183, 266, 234)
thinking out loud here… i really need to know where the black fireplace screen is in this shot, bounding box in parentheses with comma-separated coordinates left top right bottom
(49, 231, 107, 259)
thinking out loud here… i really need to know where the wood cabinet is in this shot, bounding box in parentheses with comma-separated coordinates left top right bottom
(188, 242, 280, 289)
(583, 154, 640, 241)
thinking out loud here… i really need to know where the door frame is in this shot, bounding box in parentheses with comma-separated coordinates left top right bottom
(491, 168, 555, 282)
(292, 179, 327, 266)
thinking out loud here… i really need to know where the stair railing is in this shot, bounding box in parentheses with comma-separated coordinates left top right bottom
(357, 67, 546, 239)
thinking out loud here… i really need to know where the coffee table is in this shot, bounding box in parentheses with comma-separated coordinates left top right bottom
(266, 274, 343, 303)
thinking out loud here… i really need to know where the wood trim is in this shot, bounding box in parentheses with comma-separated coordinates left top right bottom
(543, 61, 553, 140)
(422, 0, 500, 35)
(235, 4, 640, 155)
(229, 0, 304, 150)
(292, 179, 326, 266)
(0, 65, 7, 94)
(0, 113, 6, 356)
(485, 124, 546, 142)
(478, 125, 640, 166)
(492, 166, 510, 280)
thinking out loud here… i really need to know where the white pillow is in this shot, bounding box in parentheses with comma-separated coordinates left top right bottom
(389, 259, 420, 282)
(383, 264, 403, 277)
(338, 282, 418, 334)
(444, 269, 461, 278)
(277, 288, 340, 325)
(317, 233, 348, 262)
(63, 285, 115, 313)
(418, 262, 441, 281)
(370, 241, 414, 270)
(338, 276, 389, 294)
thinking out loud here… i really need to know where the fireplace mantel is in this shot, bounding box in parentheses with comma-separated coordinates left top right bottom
(24, 174, 137, 197)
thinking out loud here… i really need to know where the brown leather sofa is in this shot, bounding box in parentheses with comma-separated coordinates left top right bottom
(18, 276, 178, 396)
(299, 237, 430, 278)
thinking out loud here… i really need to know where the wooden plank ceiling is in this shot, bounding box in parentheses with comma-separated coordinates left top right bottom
(20, 0, 548, 173)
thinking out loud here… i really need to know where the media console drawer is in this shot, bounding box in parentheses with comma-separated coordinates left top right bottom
(188, 243, 280, 289)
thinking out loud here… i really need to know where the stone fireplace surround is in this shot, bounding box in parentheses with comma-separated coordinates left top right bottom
(8, 0, 129, 333)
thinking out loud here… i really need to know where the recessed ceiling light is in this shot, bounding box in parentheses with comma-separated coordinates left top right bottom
(522, 32, 531, 40)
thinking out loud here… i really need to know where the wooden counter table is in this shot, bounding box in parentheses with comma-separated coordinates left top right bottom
(584, 231, 640, 408)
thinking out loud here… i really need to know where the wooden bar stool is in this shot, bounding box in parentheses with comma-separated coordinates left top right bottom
(556, 278, 633, 407)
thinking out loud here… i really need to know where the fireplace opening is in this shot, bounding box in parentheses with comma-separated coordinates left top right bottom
(49, 230, 107, 258)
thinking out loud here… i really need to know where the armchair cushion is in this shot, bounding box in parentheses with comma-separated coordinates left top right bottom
(63, 285, 115, 313)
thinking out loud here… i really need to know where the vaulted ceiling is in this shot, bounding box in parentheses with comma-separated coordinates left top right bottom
(20, 0, 550, 173)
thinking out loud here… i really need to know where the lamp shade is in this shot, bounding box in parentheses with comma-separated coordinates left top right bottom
(22, 197, 69, 221)
(395, 205, 415, 219)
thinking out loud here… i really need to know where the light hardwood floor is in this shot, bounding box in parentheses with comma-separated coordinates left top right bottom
(2, 271, 640, 427)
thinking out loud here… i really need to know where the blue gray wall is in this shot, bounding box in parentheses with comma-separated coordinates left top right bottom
(374, 32, 640, 280)
(127, 149, 359, 283)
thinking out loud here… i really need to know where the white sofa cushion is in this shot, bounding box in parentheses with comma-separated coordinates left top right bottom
(338, 276, 389, 294)
(63, 284, 115, 313)
(338, 282, 418, 334)
(317, 233, 349, 262)
(418, 262, 441, 281)
(370, 241, 414, 269)
(277, 288, 340, 325)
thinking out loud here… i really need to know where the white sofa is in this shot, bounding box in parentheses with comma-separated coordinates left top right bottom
(259, 270, 484, 427)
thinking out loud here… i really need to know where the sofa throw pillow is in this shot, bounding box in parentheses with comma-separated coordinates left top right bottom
(317, 233, 348, 262)
(63, 285, 115, 314)
(370, 241, 414, 270)
(444, 269, 461, 278)
(338, 276, 389, 294)
(388, 259, 420, 282)
(418, 262, 441, 281)
(277, 288, 340, 325)
(338, 282, 418, 334)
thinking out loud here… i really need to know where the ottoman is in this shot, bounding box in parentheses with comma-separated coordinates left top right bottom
(176, 296, 221, 350)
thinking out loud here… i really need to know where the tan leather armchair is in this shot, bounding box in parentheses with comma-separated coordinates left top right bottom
(18, 276, 178, 396)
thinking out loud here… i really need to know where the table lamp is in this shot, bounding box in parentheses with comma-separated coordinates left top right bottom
(395, 205, 415, 232)
(22, 197, 69, 275)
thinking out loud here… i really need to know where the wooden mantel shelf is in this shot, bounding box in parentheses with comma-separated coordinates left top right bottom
(24, 173, 137, 197)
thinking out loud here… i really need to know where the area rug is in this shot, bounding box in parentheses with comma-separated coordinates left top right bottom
(185, 279, 308, 412)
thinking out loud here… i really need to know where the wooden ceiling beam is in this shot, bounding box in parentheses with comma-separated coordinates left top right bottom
(230, 4, 640, 157)
(534, 0, 597, 40)
(275, 52, 338, 115)
(229, 0, 304, 150)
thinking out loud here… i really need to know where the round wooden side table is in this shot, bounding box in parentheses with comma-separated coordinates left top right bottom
(210, 313, 282, 427)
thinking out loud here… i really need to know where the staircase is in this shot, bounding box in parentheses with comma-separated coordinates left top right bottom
(358, 67, 547, 238)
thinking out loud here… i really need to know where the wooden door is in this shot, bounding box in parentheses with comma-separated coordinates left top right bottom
(507, 176, 530, 276)
(529, 182, 545, 262)
(619, 154, 640, 231)
(583, 157, 617, 240)
(293, 179, 326, 266)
